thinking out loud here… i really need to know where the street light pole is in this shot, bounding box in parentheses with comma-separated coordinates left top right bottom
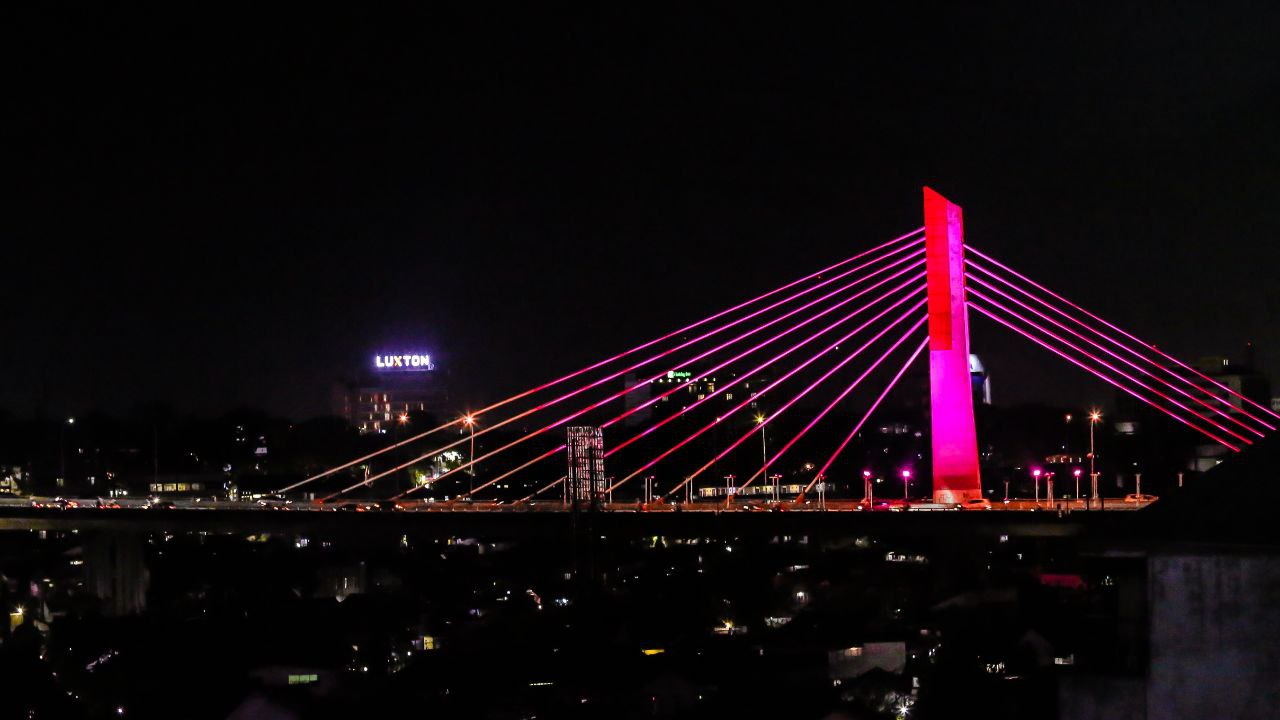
(1088, 410, 1101, 477)
(754, 413, 771, 502)
(902, 469, 911, 501)
(462, 414, 477, 497)
(1033, 468, 1042, 505)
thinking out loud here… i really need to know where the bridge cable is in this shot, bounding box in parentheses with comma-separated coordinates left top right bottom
(968, 301, 1241, 451)
(327, 249, 926, 500)
(284, 232, 923, 496)
(657, 312, 929, 501)
(965, 245, 1280, 427)
(966, 284, 1254, 445)
(799, 334, 929, 501)
(453, 279, 930, 501)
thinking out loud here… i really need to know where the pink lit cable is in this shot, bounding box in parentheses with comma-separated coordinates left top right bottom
(966, 245, 1280, 426)
(965, 271, 1265, 438)
(606, 298, 928, 495)
(802, 336, 929, 498)
(334, 250, 927, 500)
(737, 328, 927, 493)
(969, 301, 1241, 451)
(278, 228, 923, 493)
(456, 278, 928, 500)
(658, 314, 929, 500)
(967, 287, 1250, 446)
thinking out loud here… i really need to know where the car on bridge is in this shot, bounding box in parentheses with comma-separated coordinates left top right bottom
(1123, 493, 1158, 503)
(868, 499, 910, 512)
(961, 498, 992, 510)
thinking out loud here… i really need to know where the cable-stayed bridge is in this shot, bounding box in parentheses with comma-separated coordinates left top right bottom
(8, 188, 1276, 527)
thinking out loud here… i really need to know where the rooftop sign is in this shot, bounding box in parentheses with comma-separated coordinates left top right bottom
(374, 353, 435, 372)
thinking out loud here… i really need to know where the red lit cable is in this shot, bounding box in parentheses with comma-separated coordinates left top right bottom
(965, 272, 1265, 438)
(969, 301, 1241, 451)
(603, 279, 926, 453)
(459, 277, 927, 500)
(605, 298, 928, 495)
(737, 329, 926, 493)
(966, 245, 1280, 426)
(336, 251, 927, 500)
(279, 228, 923, 493)
(967, 286, 1251, 446)
(658, 314, 929, 500)
(802, 336, 929, 498)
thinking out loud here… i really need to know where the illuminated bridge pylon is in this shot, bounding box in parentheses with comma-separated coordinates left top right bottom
(923, 188, 982, 504)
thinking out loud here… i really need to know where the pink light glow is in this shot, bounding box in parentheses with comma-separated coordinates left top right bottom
(970, 302, 1241, 451)
(967, 286, 1251, 446)
(966, 266, 1266, 437)
(805, 337, 929, 494)
(966, 245, 1280, 426)
(663, 315, 928, 499)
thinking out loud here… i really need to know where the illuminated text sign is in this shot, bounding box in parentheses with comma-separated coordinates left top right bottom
(375, 353, 435, 371)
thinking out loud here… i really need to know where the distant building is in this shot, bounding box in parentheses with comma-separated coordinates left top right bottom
(0, 465, 27, 495)
(638, 369, 769, 418)
(1192, 344, 1271, 417)
(969, 354, 992, 405)
(336, 351, 450, 433)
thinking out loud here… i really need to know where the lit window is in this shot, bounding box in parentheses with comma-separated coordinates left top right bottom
(725, 394, 733, 401)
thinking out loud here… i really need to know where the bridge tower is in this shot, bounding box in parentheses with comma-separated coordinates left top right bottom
(924, 187, 983, 503)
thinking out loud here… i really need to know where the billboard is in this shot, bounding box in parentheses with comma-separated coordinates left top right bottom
(374, 353, 435, 372)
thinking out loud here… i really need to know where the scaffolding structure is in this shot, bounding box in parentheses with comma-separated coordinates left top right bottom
(565, 426, 606, 506)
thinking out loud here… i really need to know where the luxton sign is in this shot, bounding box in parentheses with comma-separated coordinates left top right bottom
(374, 353, 435, 371)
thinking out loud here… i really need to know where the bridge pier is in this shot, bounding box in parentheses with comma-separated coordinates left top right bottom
(924, 188, 983, 503)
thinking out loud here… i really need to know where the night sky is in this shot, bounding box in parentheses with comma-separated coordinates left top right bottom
(7, 6, 1280, 419)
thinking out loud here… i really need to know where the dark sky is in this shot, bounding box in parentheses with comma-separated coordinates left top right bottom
(7, 5, 1280, 419)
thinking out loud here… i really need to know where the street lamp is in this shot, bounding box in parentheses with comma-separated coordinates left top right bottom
(60, 416, 75, 489)
(755, 414, 771, 501)
(863, 470, 873, 505)
(1073, 468, 1082, 500)
(1088, 410, 1101, 476)
(901, 469, 912, 501)
(1032, 468, 1042, 504)
(462, 414, 477, 495)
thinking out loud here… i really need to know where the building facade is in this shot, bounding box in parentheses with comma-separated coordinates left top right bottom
(337, 352, 450, 433)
